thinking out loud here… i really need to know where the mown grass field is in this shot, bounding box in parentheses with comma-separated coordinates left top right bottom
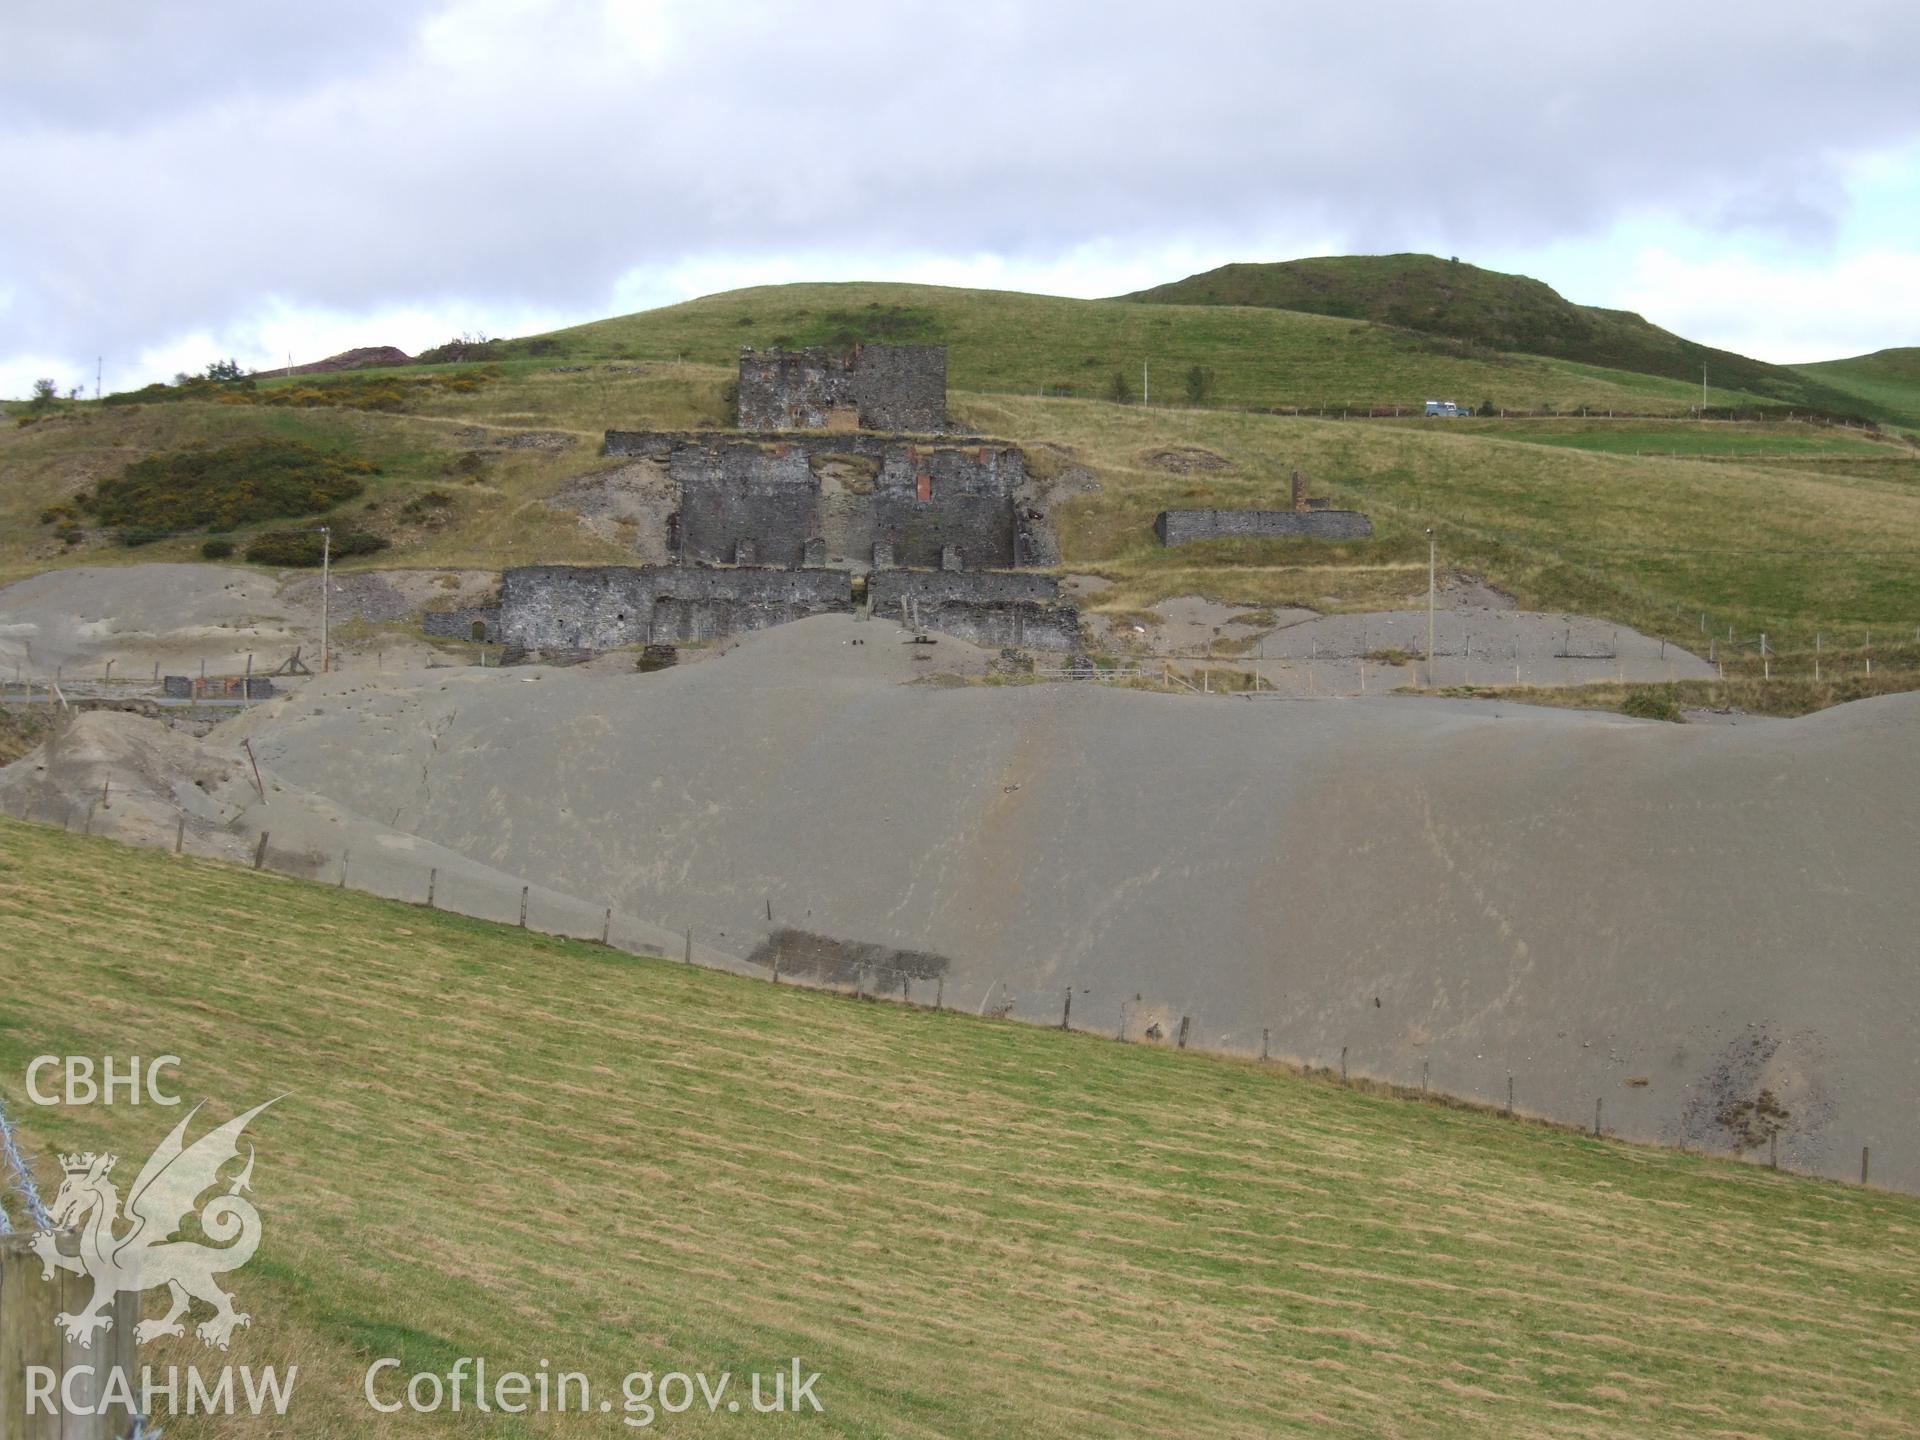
(3, 815, 1920, 1438)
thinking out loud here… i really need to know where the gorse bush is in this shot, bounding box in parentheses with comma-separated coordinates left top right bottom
(88, 439, 377, 542)
(200, 538, 235, 560)
(103, 367, 496, 414)
(243, 527, 389, 567)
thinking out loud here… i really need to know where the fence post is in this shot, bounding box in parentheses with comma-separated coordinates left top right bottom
(1422, 1059, 1429, 1095)
(1176, 1016, 1190, 1050)
(3, 1232, 142, 1439)
(426, 868, 437, 908)
(339, 849, 349, 887)
(175, 815, 186, 854)
(1340, 1046, 1348, 1084)
(1594, 1098, 1602, 1137)
(253, 832, 269, 870)
(1060, 987, 1072, 1029)
(519, 886, 529, 927)
(684, 928, 692, 964)
(1507, 1074, 1514, 1116)
(1862, 1146, 1871, 1186)
(934, 976, 942, 1010)
(602, 907, 612, 945)
(1261, 1027, 1270, 1061)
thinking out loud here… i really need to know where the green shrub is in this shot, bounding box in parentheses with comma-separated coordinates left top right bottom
(1108, 370, 1135, 404)
(243, 528, 388, 567)
(400, 489, 455, 518)
(1621, 689, 1685, 722)
(200, 538, 235, 560)
(92, 438, 375, 543)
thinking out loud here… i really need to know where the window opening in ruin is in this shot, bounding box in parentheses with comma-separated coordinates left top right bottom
(470, 620, 487, 642)
(917, 472, 933, 503)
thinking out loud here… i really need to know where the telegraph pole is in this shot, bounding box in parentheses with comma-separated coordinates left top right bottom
(319, 525, 332, 673)
(1142, 358, 1149, 406)
(1701, 363, 1708, 415)
(1426, 528, 1437, 687)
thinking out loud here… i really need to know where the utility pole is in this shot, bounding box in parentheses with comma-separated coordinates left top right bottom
(1142, 358, 1149, 406)
(319, 525, 331, 673)
(95, 356, 102, 400)
(1426, 528, 1437, 687)
(1701, 363, 1708, 415)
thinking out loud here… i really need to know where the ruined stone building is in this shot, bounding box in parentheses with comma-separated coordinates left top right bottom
(430, 344, 1081, 656)
(736, 344, 947, 433)
(601, 431, 1043, 571)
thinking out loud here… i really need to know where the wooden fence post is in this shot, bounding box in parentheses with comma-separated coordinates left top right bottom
(1061, 987, 1072, 1029)
(1261, 1027, 1270, 1061)
(426, 868, 437, 908)
(3, 1232, 142, 1439)
(1176, 1016, 1190, 1050)
(253, 832, 269, 870)
(519, 886, 529, 927)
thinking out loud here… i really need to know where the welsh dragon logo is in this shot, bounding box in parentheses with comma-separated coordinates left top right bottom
(31, 1099, 278, 1350)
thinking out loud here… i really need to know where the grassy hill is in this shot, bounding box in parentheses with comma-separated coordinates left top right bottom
(486, 280, 1771, 417)
(1123, 254, 1885, 421)
(1796, 347, 1920, 429)
(5, 813, 1920, 1437)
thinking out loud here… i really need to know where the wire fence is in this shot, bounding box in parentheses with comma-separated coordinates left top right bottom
(0, 797, 1892, 1194)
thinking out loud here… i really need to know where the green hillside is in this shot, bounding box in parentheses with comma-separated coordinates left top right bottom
(1796, 347, 1920, 429)
(493, 280, 1768, 416)
(5, 814, 1920, 1437)
(1123, 254, 1882, 420)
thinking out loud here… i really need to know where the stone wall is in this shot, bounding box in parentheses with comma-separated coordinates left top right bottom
(1153, 508, 1374, 545)
(736, 344, 946, 432)
(601, 431, 1033, 571)
(869, 570, 1082, 650)
(423, 604, 503, 642)
(497, 565, 852, 651)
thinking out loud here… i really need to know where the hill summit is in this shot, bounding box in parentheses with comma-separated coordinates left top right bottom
(1121, 253, 1864, 415)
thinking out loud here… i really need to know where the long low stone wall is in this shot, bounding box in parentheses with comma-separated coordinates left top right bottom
(1153, 508, 1374, 545)
(498, 565, 853, 651)
(488, 565, 1080, 653)
(423, 605, 503, 642)
(869, 570, 1081, 650)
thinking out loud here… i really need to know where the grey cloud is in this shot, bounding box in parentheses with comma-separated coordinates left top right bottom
(4, 0, 1919, 379)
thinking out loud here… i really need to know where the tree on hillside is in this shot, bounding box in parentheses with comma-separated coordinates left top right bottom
(29, 378, 57, 410)
(1108, 370, 1135, 404)
(206, 358, 245, 381)
(1185, 365, 1216, 404)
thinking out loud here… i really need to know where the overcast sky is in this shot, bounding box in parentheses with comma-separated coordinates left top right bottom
(5, 0, 1919, 397)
